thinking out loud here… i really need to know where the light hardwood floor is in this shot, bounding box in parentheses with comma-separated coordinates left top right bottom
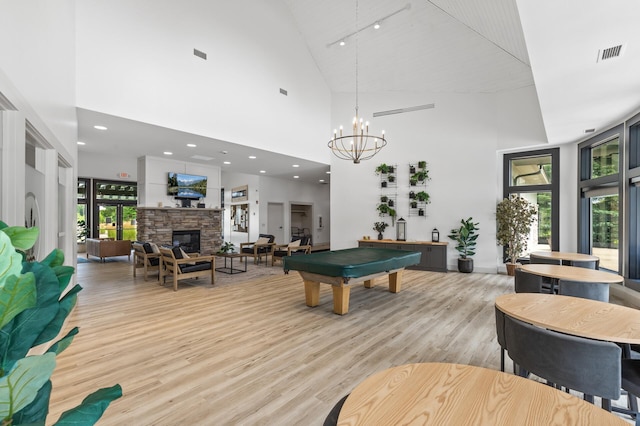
(47, 258, 631, 425)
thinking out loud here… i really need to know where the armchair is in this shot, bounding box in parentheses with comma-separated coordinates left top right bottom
(240, 234, 275, 265)
(132, 242, 161, 281)
(271, 236, 311, 266)
(159, 247, 215, 291)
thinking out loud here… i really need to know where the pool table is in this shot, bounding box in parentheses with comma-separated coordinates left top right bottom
(283, 247, 421, 315)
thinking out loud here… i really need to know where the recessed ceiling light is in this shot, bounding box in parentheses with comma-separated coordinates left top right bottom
(293, 175, 299, 179)
(260, 170, 266, 173)
(77, 141, 86, 145)
(248, 155, 257, 159)
(223, 161, 231, 165)
(292, 164, 300, 168)
(374, 21, 380, 29)
(187, 143, 197, 147)
(339, 40, 346, 46)
(585, 128, 596, 133)
(94, 125, 107, 130)
(326, 171, 331, 174)
(164, 151, 173, 155)
(319, 179, 325, 182)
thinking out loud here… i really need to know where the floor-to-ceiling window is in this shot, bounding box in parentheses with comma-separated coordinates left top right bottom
(627, 115, 640, 288)
(578, 126, 621, 272)
(503, 148, 560, 260)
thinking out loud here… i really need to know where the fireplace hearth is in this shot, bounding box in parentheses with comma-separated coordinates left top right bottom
(172, 230, 201, 253)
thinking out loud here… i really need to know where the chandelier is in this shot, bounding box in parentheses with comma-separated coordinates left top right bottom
(328, 0, 387, 164)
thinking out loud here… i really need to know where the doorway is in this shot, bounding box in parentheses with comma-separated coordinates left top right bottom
(95, 203, 137, 241)
(267, 202, 285, 244)
(290, 203, 313, 246)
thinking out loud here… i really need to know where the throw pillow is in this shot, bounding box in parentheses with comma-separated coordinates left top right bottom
(180, 248, 196, 265)
(149, 242, 160, 253)
(143, 243, 154, 254)
(255, 237, 270, 245)
(288, 239, 301, 248)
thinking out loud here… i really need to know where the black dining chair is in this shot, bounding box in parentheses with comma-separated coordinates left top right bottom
(495, 306, 508, 372)
(557, 279, 609, 302)
(323, 394, 349, 426)
(569, 259, 599, 269)
(504, 315, 621, 410)
(529, 254, 561, 265)
(514, 268, 551, 294)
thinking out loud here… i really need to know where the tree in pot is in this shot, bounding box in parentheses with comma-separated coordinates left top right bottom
(448, 217, 479, 273)
(496, 194, 537, 275)
(373, 221, 389, 240)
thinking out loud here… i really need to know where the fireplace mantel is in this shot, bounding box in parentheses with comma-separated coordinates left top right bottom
(136, 207, 222, 255)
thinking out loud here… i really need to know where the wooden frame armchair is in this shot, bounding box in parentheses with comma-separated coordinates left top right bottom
(132, 242, 161, 281)
(159, 247, 215, 291)
(240, 234, 276, 265)
(271, 236, 311, 266)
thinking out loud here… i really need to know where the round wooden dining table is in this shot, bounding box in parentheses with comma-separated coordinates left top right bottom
(530, 251, 599, 265)
(519, 264, 623, 284)
(336, 362, 628, 425)
(495, 293, 640, 344)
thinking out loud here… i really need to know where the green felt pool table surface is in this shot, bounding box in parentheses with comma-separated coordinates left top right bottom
(283, 247, 421, 279)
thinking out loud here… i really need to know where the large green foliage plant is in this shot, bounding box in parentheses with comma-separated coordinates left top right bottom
(496, 195, 537, 264)
(448, 218, 479, 259)
(0, 221, 121, 425)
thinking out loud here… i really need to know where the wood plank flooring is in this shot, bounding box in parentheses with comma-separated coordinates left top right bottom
(46, 258, 631, 425)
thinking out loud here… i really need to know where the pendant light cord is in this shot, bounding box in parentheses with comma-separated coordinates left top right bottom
(355, 0, 359, 117)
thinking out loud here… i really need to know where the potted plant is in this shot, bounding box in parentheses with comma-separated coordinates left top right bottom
(0, 222, 122, 424)
(418, 160, 427, 169)
(375, 163, 390, 175)
(77, 219, 88, 253)
(218, 241, 235, 253)
(409, 191, 416, 199)
(381, 181, 387, 188)
(410, 201, 418, 209)
(415, 191, 430, 203)
(410, 177, 417, 186)
(412, 169, 429, 183)
(448, 217, 479, 273)
(388, 199, 394, 207)
(388, 175, 396, 183)
(380, 195, 388, 203)
(496, 195, 537, 275)
(373, 221, 389, 240)
(418, 208, 425, 216)
(409, 165, 416, 174)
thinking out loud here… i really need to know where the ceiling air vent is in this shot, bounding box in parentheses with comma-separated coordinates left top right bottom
(373, 103, 435, 117)
(193, 49, 207, 60)
(598, 44, 624, 62)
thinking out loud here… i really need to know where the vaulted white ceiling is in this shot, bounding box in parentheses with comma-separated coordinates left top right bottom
(77, 0, 640, 182)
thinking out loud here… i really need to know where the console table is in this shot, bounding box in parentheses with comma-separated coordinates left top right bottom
(358, 240, 447, 272)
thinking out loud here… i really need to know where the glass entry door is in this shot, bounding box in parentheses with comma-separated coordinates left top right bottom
(95, 203, 137, 241)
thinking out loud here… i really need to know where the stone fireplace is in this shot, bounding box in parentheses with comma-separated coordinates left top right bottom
(172, 230, 200, 253)
(136, 207, 222, 255)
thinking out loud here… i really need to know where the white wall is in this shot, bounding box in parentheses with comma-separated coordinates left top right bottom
(138, 156, 221, 208)
(0, 1, 77, 264)
(330, 88, 548, 273)
(78, 150, 138, 181)
(221, 172, 330, 248)
(76, 0, 332, 164)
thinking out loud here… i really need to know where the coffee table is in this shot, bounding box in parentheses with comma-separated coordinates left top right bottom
(215, 252, 247, 274)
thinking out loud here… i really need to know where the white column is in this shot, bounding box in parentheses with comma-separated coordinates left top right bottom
(1, 110, 26, 226)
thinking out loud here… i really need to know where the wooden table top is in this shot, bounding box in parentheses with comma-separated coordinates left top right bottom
(496, 293, 640, 344)
(519, 264, 623, 283)
(530, 251, 599, 262)
(337, 363, 627, 425)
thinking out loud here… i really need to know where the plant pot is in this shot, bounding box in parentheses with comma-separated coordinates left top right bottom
(381, 181, 387, 188)
(377, 232, 383, 240)
(388, 166, 394, 173)
(388, 200, 394, 207)
(409, 191, 415, 199)
(410, 201, 418, 209)
(410, 180, 417, 186)
(388, 176, 395, 182)
(505, 263, 519, 276)
(77, 242, 86, 253)
(458, 258, 473, 273)
(409, 166, 416, 174)
(418, 161, 426, 169)
(381, 196, 388, 203)
(418, 209, 424, 216)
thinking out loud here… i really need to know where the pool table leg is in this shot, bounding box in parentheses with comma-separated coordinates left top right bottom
(388, 270, 403, 293)
(304, 280, 320, 307)
(332, 284, 350, 315)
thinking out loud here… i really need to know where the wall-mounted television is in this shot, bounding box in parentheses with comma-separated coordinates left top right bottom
(167, 172, 208, 199)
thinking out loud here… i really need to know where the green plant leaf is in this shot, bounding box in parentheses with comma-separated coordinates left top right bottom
(0, 272, 37, 329)
(0, 353, 56, 419)
(53, 265, 75, 293)
(12, 379, 51, 425)
(32, 285, 80, 347)
(1, 226, 39, 252)
(54, 384, 123, 425)
(0, 222, 7, 231)
(0, 262, 62, 372)
(46, 327, 79, 355)
(0, 232, 24, 287)
(40, 248, 65, 268)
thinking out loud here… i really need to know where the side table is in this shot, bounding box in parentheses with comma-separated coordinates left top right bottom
(215, 252, 247, 274)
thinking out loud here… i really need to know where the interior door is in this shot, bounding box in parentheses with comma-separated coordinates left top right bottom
(267, 202, 285, 244)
